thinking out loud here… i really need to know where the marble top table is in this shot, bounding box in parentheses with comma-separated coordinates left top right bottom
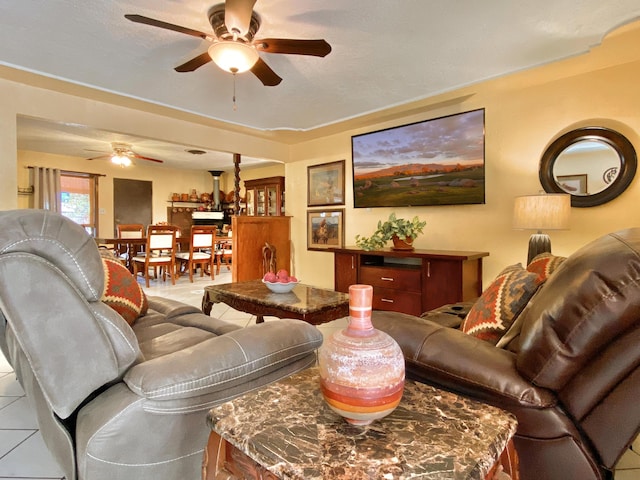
(201, 280, 349, 325)
(203, 367, 518, 480)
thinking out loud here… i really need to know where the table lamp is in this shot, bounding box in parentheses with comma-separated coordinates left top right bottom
(513, 193, 571, 264)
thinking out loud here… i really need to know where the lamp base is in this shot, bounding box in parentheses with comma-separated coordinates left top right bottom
(527, 233, 551, 265)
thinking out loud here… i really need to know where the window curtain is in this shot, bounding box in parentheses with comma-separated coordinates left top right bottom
(32, 167, 62, 212)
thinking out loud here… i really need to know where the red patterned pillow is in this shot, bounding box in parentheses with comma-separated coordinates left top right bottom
(527, 252, 566, 282)
(461, 264, 542, 345)
(101, 257, 148, 325)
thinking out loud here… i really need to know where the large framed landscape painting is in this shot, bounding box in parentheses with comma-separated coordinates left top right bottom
(351, 109, 485, 208)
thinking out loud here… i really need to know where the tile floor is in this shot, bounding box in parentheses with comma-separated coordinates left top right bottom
(0, 269, 638, 479)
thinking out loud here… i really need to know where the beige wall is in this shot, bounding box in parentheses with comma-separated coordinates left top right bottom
(286, 23, 640, 288)
(15, 151, 284, 237)
(2, 21, 640, 291)
(17, 150, 213, 237)
(0, 73, 289, 212)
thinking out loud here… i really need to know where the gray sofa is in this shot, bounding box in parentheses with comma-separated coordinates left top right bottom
(0, 209, 323, 480)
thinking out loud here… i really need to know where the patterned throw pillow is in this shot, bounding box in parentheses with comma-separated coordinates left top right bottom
(461, 264, 542, 345)
(101, 257, 148, 325)
(527, 252, 566, 282)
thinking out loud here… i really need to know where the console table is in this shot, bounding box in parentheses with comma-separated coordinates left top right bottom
(203, 367, 518, 480)
(332, 247, 489, 316)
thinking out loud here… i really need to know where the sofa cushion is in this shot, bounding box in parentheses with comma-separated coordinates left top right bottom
(101, 257, 148, 325)
(124, 318, 323, 401)
(527, 252, 566, 282)
(461, 264, 542, 345)
(494, 253, 567, 351)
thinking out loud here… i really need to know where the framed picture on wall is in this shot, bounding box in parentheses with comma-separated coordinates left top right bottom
(307, 209, 345, 251)
(557, 174, 588, 194)
(307, 160, 345, 206)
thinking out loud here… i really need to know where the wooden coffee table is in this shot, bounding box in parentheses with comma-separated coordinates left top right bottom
(202, 280, 349, 325)
(202, 367, 519, 480)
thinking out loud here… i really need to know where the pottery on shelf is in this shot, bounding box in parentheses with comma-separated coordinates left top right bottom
(318, 284, 405, 425)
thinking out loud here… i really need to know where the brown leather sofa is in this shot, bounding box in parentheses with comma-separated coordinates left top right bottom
(373, 228, 640, 480)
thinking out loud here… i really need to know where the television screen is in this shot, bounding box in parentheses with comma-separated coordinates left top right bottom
(352, 109, 485, 208)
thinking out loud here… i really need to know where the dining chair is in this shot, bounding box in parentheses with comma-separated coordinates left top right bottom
(115, 223, 145, 265)
(175, 225, 217, 282)
(132, 225, 178, 287)
(116, 223, 145, 238)
(215, 229, 233, 275)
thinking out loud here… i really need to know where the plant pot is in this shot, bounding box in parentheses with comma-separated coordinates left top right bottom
(392, 235, 414, 250)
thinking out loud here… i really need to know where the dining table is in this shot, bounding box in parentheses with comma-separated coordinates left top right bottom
(95, 235, 230, 272)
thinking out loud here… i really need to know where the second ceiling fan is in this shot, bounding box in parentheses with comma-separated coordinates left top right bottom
(125, 0, 332, 86)
(87, 142, 164, 167)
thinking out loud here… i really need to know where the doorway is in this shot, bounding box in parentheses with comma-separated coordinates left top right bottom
(113, 178, 152, 235)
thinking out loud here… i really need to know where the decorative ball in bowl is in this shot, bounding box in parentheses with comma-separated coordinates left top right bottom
(262, 270, 299, 293)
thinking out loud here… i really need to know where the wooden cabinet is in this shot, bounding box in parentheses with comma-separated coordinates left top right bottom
(333, 251, 358, 292)
(232, 216, 291, 282)
(333, 247, 489, 316)
(244, 176, 284, 216)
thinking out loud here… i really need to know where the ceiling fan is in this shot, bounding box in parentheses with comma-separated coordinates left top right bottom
(125, 0, 332, 86)
(86, 142, 164, 167)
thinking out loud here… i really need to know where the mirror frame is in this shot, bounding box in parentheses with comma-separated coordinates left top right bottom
(539, 127, 637, 207)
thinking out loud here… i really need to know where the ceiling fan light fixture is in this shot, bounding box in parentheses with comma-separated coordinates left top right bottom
(111, 154, 131, 167)
(208, 41, 259, 73)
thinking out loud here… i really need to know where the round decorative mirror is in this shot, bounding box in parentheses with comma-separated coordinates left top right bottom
(539, 127, 637, 207)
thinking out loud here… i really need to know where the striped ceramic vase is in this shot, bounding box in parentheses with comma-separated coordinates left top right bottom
(318, 284, 405, 425)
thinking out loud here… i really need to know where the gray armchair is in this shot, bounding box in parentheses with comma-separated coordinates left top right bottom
(0, 209, 323, 480)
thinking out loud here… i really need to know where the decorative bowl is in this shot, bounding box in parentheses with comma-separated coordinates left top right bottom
(262, 279, 299, 294)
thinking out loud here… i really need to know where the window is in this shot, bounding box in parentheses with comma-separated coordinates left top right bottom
(60, 172, 99, 236)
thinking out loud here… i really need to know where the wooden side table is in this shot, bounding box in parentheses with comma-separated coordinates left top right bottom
(203, 367, 518, 480)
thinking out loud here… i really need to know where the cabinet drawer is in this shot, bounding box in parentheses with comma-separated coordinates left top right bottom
(360, 266, 421, 292)
(372, 287, 423, 316)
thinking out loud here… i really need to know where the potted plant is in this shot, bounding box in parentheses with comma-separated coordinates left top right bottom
(355, 213, 426, 251)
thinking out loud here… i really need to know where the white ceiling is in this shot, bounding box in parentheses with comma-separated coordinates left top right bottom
(2, 1, 640, 171)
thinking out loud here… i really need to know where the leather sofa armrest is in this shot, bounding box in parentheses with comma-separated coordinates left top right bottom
(124, 318, 323, 400)
(419, 301, 475, 329)
(146, 295, 201, 319)
(372, 311, 556, 409)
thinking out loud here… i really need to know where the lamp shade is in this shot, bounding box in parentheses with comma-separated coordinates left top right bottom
(513, 194, 570, 230)
(208, 41, 259, 73)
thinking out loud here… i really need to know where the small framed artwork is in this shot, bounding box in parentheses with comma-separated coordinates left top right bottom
(557, 174, 588, 194)
(307, 209, 345, 251)
(307, 160, 345, 206)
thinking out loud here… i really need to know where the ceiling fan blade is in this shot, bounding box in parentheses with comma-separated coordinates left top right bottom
(84, 149, 110, 154)
(87, 155, 109, 161)
(132, 154, 164, 164)
(175, 52, 213, 72)
(255, 38, 331, 57)
(250, 57, 282, 86)
(125, 14, 209, 40)
(224, 0, 257, 36)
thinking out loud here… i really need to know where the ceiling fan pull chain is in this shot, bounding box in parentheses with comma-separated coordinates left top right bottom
(232, 73, 238, 111)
